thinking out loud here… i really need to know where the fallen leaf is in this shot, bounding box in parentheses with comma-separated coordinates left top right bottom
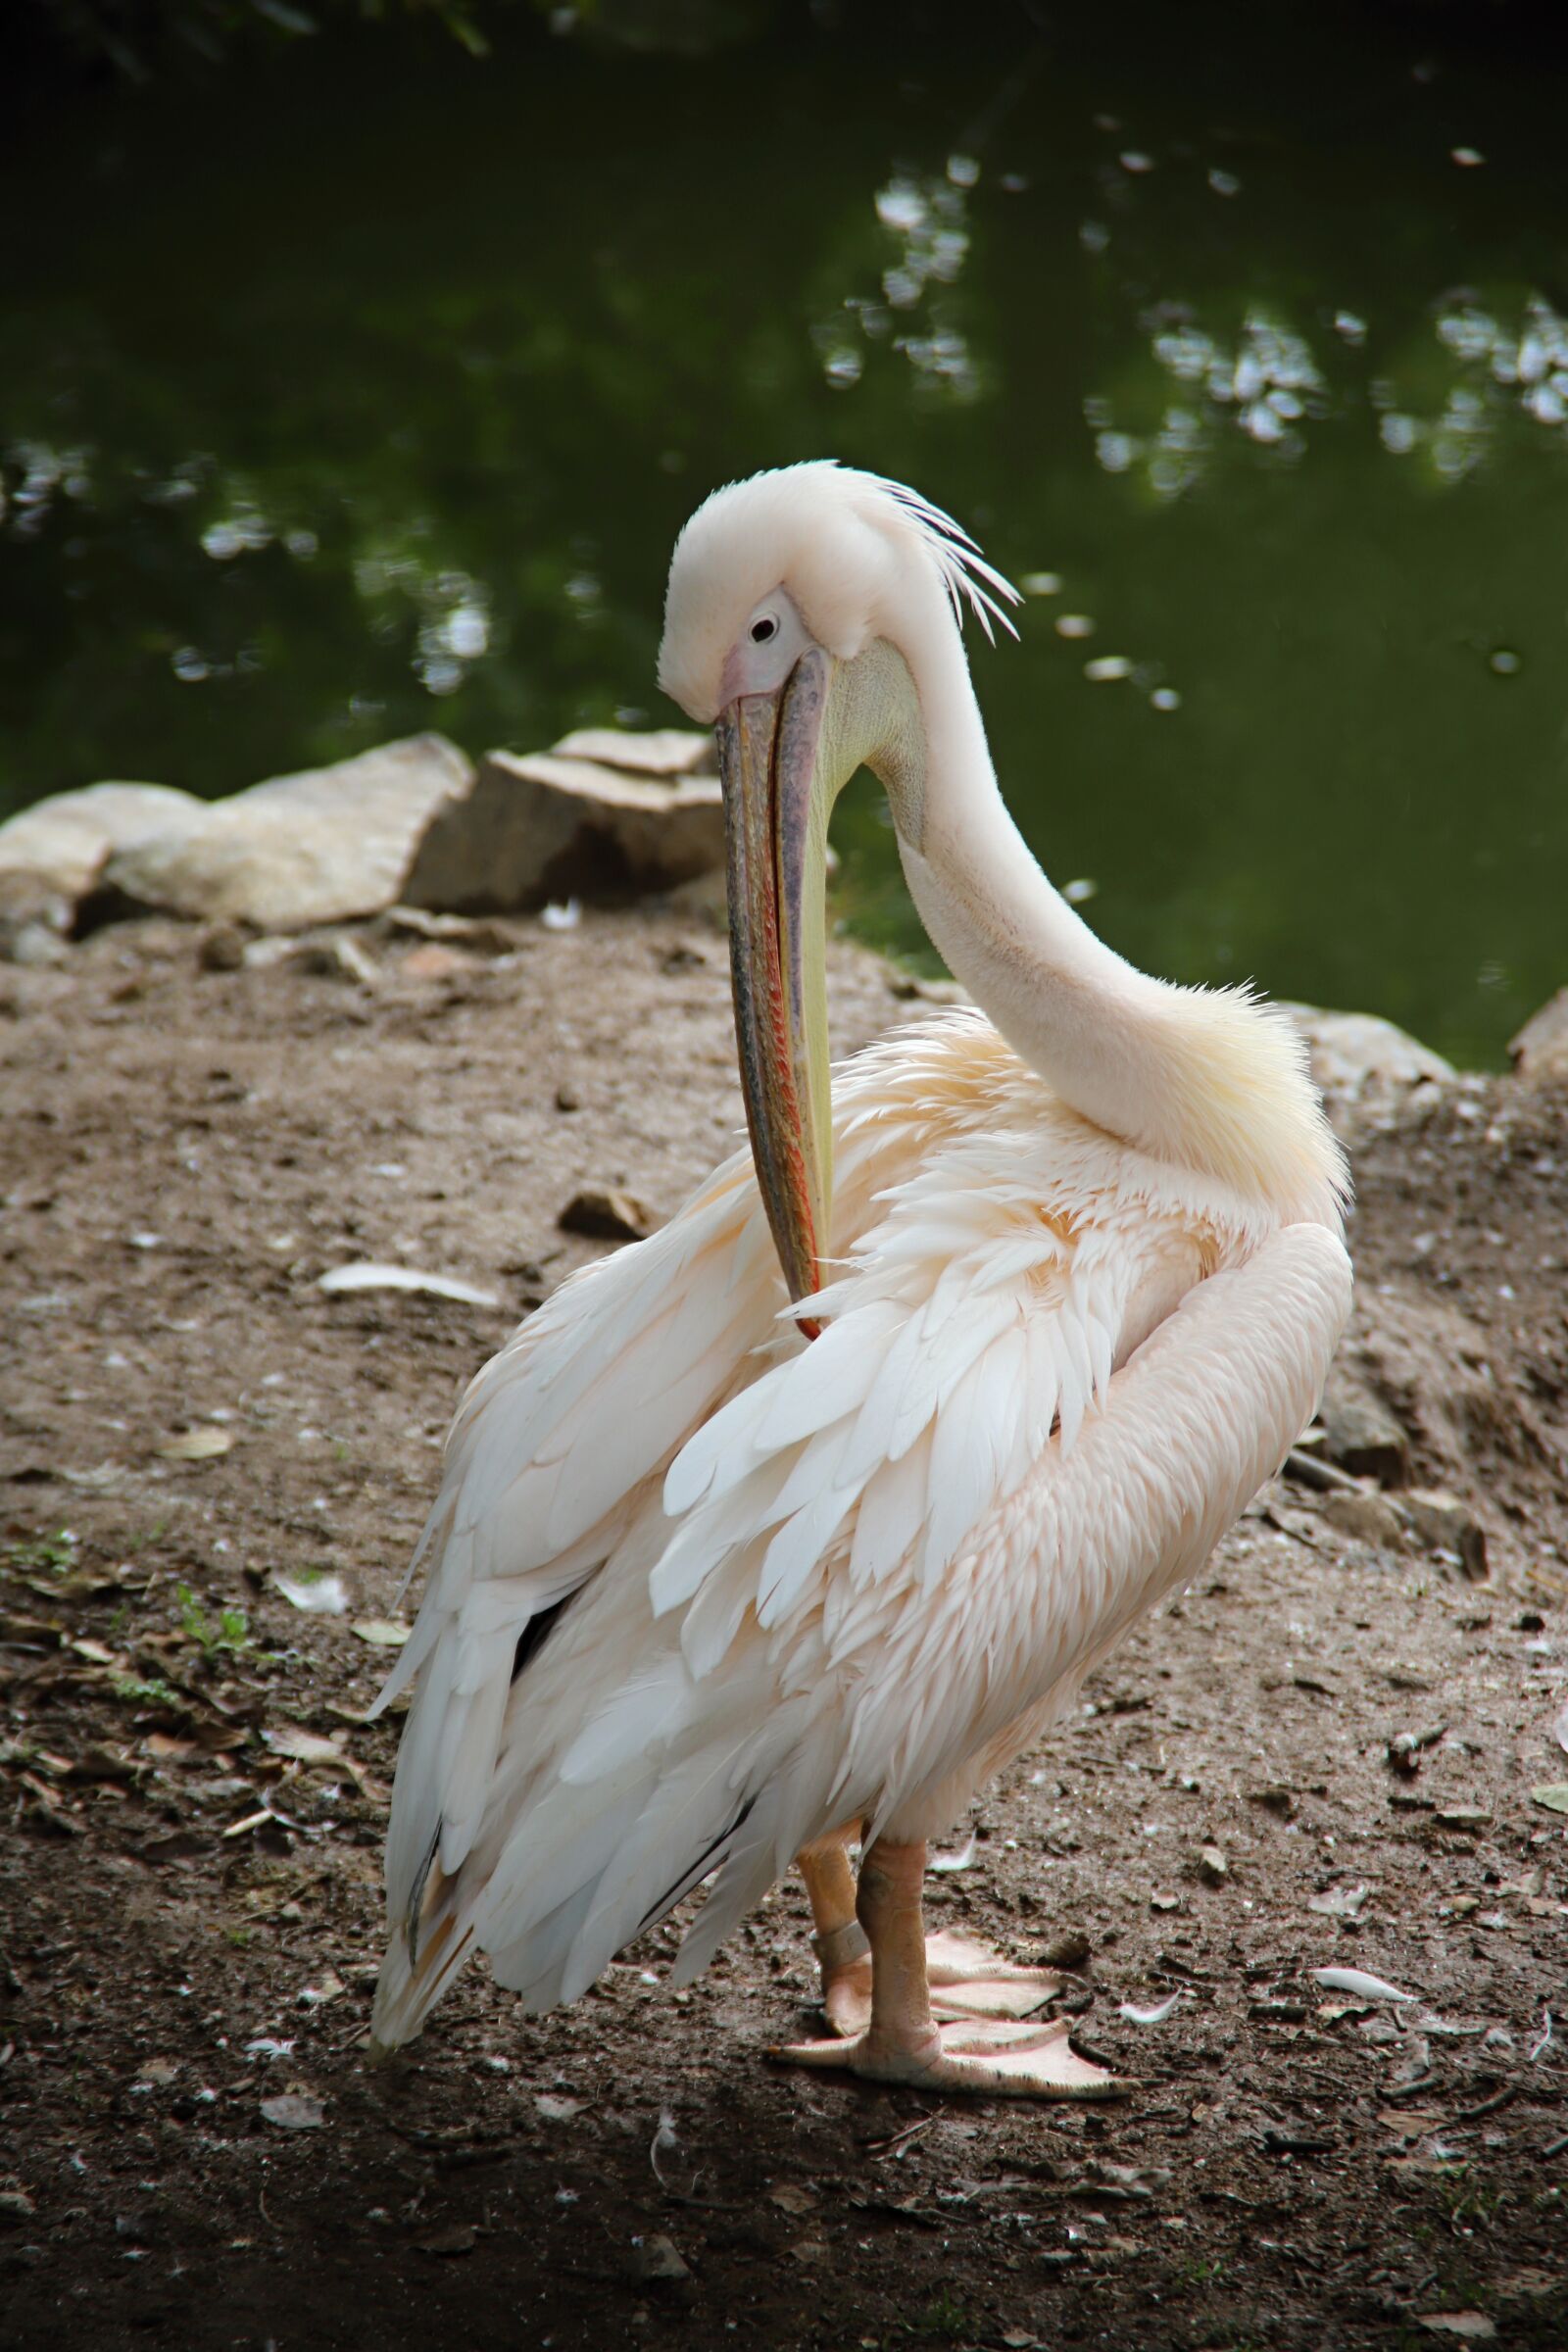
(1311, 1966, 1414, 2004)
(768, 2184, 816, 2215)
(264, 1724, 346, 1769)
(261, 2093, 323, 2131)
(157, 1428, 234, 1462)
(318, 1260, 501, 1309)
(270, 1570, 349, 1615)
(352, 1619, 410, 1648)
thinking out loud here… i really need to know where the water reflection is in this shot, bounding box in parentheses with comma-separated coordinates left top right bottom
(5, 9, 1568, 1064)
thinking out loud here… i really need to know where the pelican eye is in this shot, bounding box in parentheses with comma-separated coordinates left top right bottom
(750, 614, 778, 643)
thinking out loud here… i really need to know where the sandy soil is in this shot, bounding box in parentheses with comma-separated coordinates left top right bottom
(1, 904, 1565, 2352)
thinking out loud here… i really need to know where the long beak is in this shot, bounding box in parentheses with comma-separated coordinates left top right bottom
(717, 648, 835, 1338)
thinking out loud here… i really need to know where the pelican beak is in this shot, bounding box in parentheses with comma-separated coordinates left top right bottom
(717, 648, 835, 1338)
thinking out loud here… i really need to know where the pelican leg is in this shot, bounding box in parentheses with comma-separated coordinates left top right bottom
(777, 1838, 1125, 2099)
(798, 1838, 875, 2037)
(797, 1838, 1063, 2034)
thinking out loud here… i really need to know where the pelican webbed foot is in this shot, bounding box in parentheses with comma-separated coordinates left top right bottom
(776, 2010, 1124, 2099)
(785, 1835, 1124, 2101)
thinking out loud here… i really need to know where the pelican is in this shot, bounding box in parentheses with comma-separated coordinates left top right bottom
(369, 463, 1351, 2097)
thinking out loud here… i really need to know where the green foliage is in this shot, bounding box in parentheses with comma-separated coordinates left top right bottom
(177, 1583, 254, 1655)
(110, 1671, 186, 1709)
(1, 1529, 78, 1576)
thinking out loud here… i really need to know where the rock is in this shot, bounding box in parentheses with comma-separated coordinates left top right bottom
(0, 869, 73, 964)
(401, 742, 722, 915)
(1321, 1490, 1408, 1552)
(1509, 987, 1568, 1083)
(1282, 1004, 1455, 1130)
(196, 923, 250, 972)
(1197, 1845, 1228, 1885)
(1401, 1489, 1488, 1580)
(1316, 1372, 1410, 1487)
(552, 726, 712, 775)
(0, 780, 205, 902)
(101, 737, 470, 930)
(559, 1187, 656, 1243)
(628, 2232, 691, 2284)
(400, 942, 473, 984)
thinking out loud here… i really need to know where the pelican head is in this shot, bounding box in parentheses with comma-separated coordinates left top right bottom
(659, 463, 1018, 1319)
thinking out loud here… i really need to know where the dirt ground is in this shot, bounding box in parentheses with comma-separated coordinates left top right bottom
(1, 903, 1565, 2352)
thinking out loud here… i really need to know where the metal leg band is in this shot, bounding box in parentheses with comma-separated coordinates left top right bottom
(810, 1919, 871, 1971)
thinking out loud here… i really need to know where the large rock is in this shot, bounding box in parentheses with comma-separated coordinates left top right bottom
(401, 739, 722, 914)
(1282, 1004, 1454, 1131)
(1510, 988, 1568, 1084)
(0, 781, 206, 902)
(101, 737, 472, 929)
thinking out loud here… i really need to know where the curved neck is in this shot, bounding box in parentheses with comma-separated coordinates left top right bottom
(867, 615, 1344, 1224)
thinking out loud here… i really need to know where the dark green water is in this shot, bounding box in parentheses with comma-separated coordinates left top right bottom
(5, 4, 1567, 1062)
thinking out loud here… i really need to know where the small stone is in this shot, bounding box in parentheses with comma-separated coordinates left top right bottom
(1150, 1891, 1182, 1913)
(197, 923, 249, 972)
(0, 2188, 36, 2225)
(1315, 1375, 1410, 1488)
(560, 1188, 656, 1243)
(401, 941, 472, 983)
(417, 2224, 476, 2257)
(1322, 1491, 1408, 1553)
(628, 2232, 691, 2284)
(1249, 1785, 1297, 1819)
(554, 1082, 581, 1113)
(1402, 1490, 1487, 1579)
(1436, 1807, 1492, 1831)
(0, 869, 74, 964)
(1197, 1845, 1227, 1885)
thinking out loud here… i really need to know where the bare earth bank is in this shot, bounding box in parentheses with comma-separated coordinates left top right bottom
(1, 907, 1564, 2352)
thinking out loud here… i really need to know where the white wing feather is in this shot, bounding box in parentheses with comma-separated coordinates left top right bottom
(371, 1011, 1351, 2054)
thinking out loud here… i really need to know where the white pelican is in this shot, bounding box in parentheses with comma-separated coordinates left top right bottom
(369, 463, 1351, 2097)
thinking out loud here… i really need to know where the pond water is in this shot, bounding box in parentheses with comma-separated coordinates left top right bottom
(6, 4, 1567, 1064)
